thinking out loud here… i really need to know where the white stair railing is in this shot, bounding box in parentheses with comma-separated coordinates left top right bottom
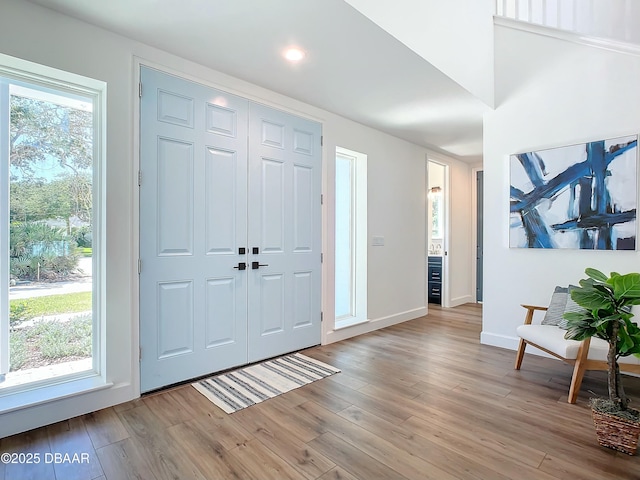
(496, 0, 640, 45)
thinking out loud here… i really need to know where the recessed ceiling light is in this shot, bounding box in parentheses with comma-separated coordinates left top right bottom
(284, 47, 306, 63)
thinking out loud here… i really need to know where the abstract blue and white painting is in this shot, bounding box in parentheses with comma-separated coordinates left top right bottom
(510, 135, 637, 250)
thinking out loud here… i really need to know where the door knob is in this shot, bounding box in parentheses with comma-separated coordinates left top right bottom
(251, 261, 269, 269)
(233, 262, 247, 270)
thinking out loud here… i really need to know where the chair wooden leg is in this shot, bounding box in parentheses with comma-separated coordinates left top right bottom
(515, 338, 527, 370)
(568, 338, 591, 404)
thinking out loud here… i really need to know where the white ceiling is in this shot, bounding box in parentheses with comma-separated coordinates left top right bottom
(29, 0, 490, 162)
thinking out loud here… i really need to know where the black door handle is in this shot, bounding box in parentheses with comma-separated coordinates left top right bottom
(252, 261, 269, 269)
(233, 262, 247, 270)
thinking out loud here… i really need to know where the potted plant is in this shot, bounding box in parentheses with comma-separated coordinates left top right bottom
(563, 268, 640, 455)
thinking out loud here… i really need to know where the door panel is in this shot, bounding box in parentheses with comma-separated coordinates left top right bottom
(205, 147, 239, 254)
(261, 158, 285, 252)
(261, 120, 285, 148)
(157, 138, 193, 255)
(140, 68, 322, 391)
(157, 281, 193, 358)
(205, 277, 238, 347)
(293, 271, 313, 328)
(293, 165, 314, 252)
(293, 129, 315, 155)
(140, 67, 249, 392)
(206, 104, 237, 136)
(157, 89, 194, 127)
(247, 103, 322, 362)
(259, 273, 286, 335)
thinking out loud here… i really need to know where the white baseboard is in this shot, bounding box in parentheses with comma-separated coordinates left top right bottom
(0, 381, 136, 438)
(449, 294, 473, 307)
(480, 331, 555, 359)
(480, 331, 519, 350)
(325, 307, 427, 344)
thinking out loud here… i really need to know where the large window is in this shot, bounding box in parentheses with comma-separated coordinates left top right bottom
(335, 146, 367, 329)
(0, 54, 104, 396)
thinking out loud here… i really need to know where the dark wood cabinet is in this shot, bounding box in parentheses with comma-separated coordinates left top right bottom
(428, 256, 442, 305)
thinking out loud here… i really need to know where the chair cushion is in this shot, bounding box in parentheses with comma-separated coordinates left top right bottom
(516, 324, 640, 365)
(541, 285, 584, 329)
(559, 286, 585, 330)
(541, 286, 568, 326)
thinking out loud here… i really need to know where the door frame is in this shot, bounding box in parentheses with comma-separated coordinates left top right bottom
(426, 157, 450, 308)
(133, 58, 326, 395)
(472, 166, 483, 303)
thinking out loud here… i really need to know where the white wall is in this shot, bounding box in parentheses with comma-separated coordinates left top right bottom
(344, 0, 495, 106)
(0, 0, 475, 436)
(482, 23, 640, 351)
(324, 123, 430, 344)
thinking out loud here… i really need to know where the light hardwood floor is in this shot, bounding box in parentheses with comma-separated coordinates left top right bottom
(1, 303, 639, 479)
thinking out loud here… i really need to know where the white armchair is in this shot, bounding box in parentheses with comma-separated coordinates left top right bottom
(515, 304, 640, 403)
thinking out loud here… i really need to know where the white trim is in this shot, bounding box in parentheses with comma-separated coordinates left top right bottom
(133, 57, 325, 125)
(325, 307, 426, 345)
(480, 331, 519, 350)
(450, 294, 474, 308)
(423, 161, 429, 310)
(0, 376, 112, 415)
(426, 157, 450, 307)
(134, 59, 328, 389)
(93, 63, 107, 381)
(334, 317, 368, 331)
(334, 146, 367, 330)
(132, 57, 143, 397)
(0, 52, 108, 423)
(480, 331, 556, 360)
(0, 52, 106, 98)
(471, 167, 483, 303)
(0, 381, 132, 438)
(494, 16, 640, 57)
(0, 78, 8, 380)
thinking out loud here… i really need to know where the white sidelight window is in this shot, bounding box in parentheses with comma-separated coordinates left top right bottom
(334, 146, 367, 329)
(0, 53, 105, 398)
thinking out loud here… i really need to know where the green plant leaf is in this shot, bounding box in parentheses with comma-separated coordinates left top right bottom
(570, 283, 612, 310)
(611, 273, 640, 300)
(618, 326, 635, 354)
(563, 311, 590, 321)
(591, 315, 620, 329)
(592, 284, 612, 295)
(624, 318, 640, 335)
(585, 268, 608, 283)
(624, 342, 640, 355)
(564, 319, 596, 341)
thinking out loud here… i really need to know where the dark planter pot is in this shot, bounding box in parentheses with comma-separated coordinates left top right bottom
(591, 407, 640, 455)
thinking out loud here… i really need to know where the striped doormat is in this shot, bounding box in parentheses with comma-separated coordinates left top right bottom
(192, 353, 340, 414)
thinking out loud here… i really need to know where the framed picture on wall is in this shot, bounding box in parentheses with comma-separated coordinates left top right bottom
(509, 134, 638, 250)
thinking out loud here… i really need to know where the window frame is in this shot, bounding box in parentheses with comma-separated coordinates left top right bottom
(334, 146, 367, 330)
(0, 52, 106, 404)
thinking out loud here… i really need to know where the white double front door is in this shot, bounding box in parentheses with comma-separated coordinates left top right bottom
(139, 67, 322, 392)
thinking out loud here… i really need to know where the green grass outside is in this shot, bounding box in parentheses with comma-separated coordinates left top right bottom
(9, 315, 92, 371)
(10, 291, 92, 325)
